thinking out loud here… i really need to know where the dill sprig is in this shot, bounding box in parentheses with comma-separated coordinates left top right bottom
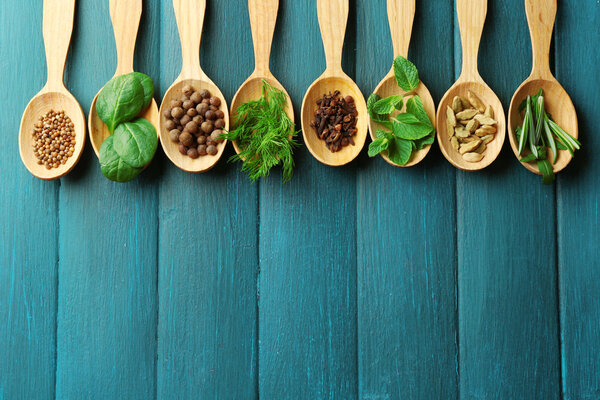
(222, 80, 298, 183)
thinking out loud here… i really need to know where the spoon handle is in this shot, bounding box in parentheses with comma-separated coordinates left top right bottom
(387, 0, 415, 60)
(317, 0, 348, 73)
(42, 0, 76, 90)
(248, 0, 278, 76)
(173, 0, 206, 79)
(456, 0, 487, 80)
(109, 0, 142, 75)
(526, 0, 556, 79)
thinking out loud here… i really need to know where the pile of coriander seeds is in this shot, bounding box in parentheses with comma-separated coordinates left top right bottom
(32, 110, 76, 169)
(446, 91, 497, 163)
(163, 86, 225, 159)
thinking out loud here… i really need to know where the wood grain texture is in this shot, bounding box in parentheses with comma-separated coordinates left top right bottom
(555, 1, 600, 399)
(156, 1, 258, 398)
(0, 2, 57, 398)
(258, 0, 358, 398)
(356, 1, 458, 399)
(55, 1, 160, 398)
(456, 0, 560, 398)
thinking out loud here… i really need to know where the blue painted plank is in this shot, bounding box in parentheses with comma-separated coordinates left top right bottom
(456, 0, 560, 398)
(0, 2, 57, 398)
(555, 1, 600, 399)
(258, 1, 358, 398)
(355, 0, 458, 399)
(155, 1, 258, 398)
(55, 1, 160, 398)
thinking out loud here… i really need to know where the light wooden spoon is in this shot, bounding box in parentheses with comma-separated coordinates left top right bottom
(19, 0, 86, 180)
(369, 0, 436, 167)
(159, 0, 229, 173)
(508, 0, 578, 175)
(88, 0, 160, 158)
(301, 0, 368, 167)
(436, 0, 506, 171)
(230, 0, 294, 155)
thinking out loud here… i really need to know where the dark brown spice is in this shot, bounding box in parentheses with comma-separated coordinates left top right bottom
(311, 91, 357, 153)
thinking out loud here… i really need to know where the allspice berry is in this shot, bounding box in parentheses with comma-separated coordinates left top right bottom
(180, 132, 193, 146)
(210, 96, 221, 107)
(207, 145, 218, 156)
(201, 121, 214, 134)
(214, 119, 225, 129)
(183, 85, 194, 96)
(187, 148, 199, 159)
(169, 129, 180, 142)
(184, 121, 199, 134)
(178, 144, 187, 155)
(190, 92, 203, 104)
(197, 145, 207, 156)
(200, 89, 210, 99)
(171, 107, 184, 119)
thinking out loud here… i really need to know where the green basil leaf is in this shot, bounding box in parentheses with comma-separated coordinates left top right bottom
(414, 132, 435, 150)
(387, 137, 413, 166)
(113, 118, 158, 168)
(367, 93, 393, 129)
(392, 119, 432, 140)
(97, 74, 145, 133)
(99, 135, 142, 182)
(368, 137, 389, 157)
(393, 56, 419, 92)
(405, 96, 433, 129)
(537, 159, 555, 185)
(372, 95, 403, 115)
(130, 72, 155, 109)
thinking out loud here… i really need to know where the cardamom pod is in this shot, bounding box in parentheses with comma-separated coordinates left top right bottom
(474, 114, 497, 126)
(446, 106, 457, 127)
(456, 109, 478, 120)
(460, 139, 483, 154)
(452, 96, 463, 113)
(485, 105, 494, 118)
(467, 91, 486, 113)
(463, 152, 484, 163)
(466, 119, 480, 133)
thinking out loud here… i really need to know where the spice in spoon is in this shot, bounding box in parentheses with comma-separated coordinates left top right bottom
(311, 91, 358, 152)
(32, 110, 76, 169)
(220, 80, 298, 183)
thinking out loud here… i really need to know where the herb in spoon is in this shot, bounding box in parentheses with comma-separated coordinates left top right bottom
(220, 80, 298, 183)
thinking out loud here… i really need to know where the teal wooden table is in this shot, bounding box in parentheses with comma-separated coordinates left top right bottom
(1, 1, 599, 399)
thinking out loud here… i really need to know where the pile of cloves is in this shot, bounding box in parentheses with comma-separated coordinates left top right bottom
(311, 91, 358, 153)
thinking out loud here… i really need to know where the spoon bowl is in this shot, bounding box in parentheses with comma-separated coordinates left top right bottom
(231, 75, 294, 155)
(370, 75, 436, 168)
(20, 90, 86, 180)
(90, 94, 159, 157)
(437, 81, 505, 171)
(302, 75, 368, 166)
(508, 0, 578, 175)
(159, 79, 228, 172)
(19, 0, 85, 180)
(88, 0, 160, 159)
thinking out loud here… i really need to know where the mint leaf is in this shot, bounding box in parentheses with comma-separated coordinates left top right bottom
(387, 137, 413, 166)
(395, 113, 421, 125)
(368, 136, 390, 157)
(372, 95, 403, 115)
(392, 119, 432, 140)
(414, 132, 435, 150)
(393, 56, 420, 92)
(367, 93, 393, 129)
(405, 96, 433, 128)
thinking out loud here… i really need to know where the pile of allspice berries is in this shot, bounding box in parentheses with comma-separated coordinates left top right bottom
(446, 91, 497, 163)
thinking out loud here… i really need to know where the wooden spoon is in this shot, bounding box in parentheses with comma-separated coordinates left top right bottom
(436, 0, 506, 171)
(159, 0, 229, 173)
(508, 0, 577, 175)
(230, 0, 294, 156)
(369, 0, 436, 167)
(301, 0, 368, 167)
(19, 0, 86, 180)
(88, 0, 160, 158)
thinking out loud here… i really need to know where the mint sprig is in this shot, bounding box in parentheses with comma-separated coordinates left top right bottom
(367, 56, 435, 166)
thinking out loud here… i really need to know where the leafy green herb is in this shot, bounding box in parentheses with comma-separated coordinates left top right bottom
(393, 56, 420, 92)
(113, 118, 158, 168)
(97, 73, 146, 133)
(516, 89, 580, 185)
(367, 56, 435, 166)
(131, 72, 155, 109)
(99, 135, 142, 182)
(220, 80, 298, 183)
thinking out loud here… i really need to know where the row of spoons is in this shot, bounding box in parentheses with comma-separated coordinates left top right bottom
(20, 0, 577, 181)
